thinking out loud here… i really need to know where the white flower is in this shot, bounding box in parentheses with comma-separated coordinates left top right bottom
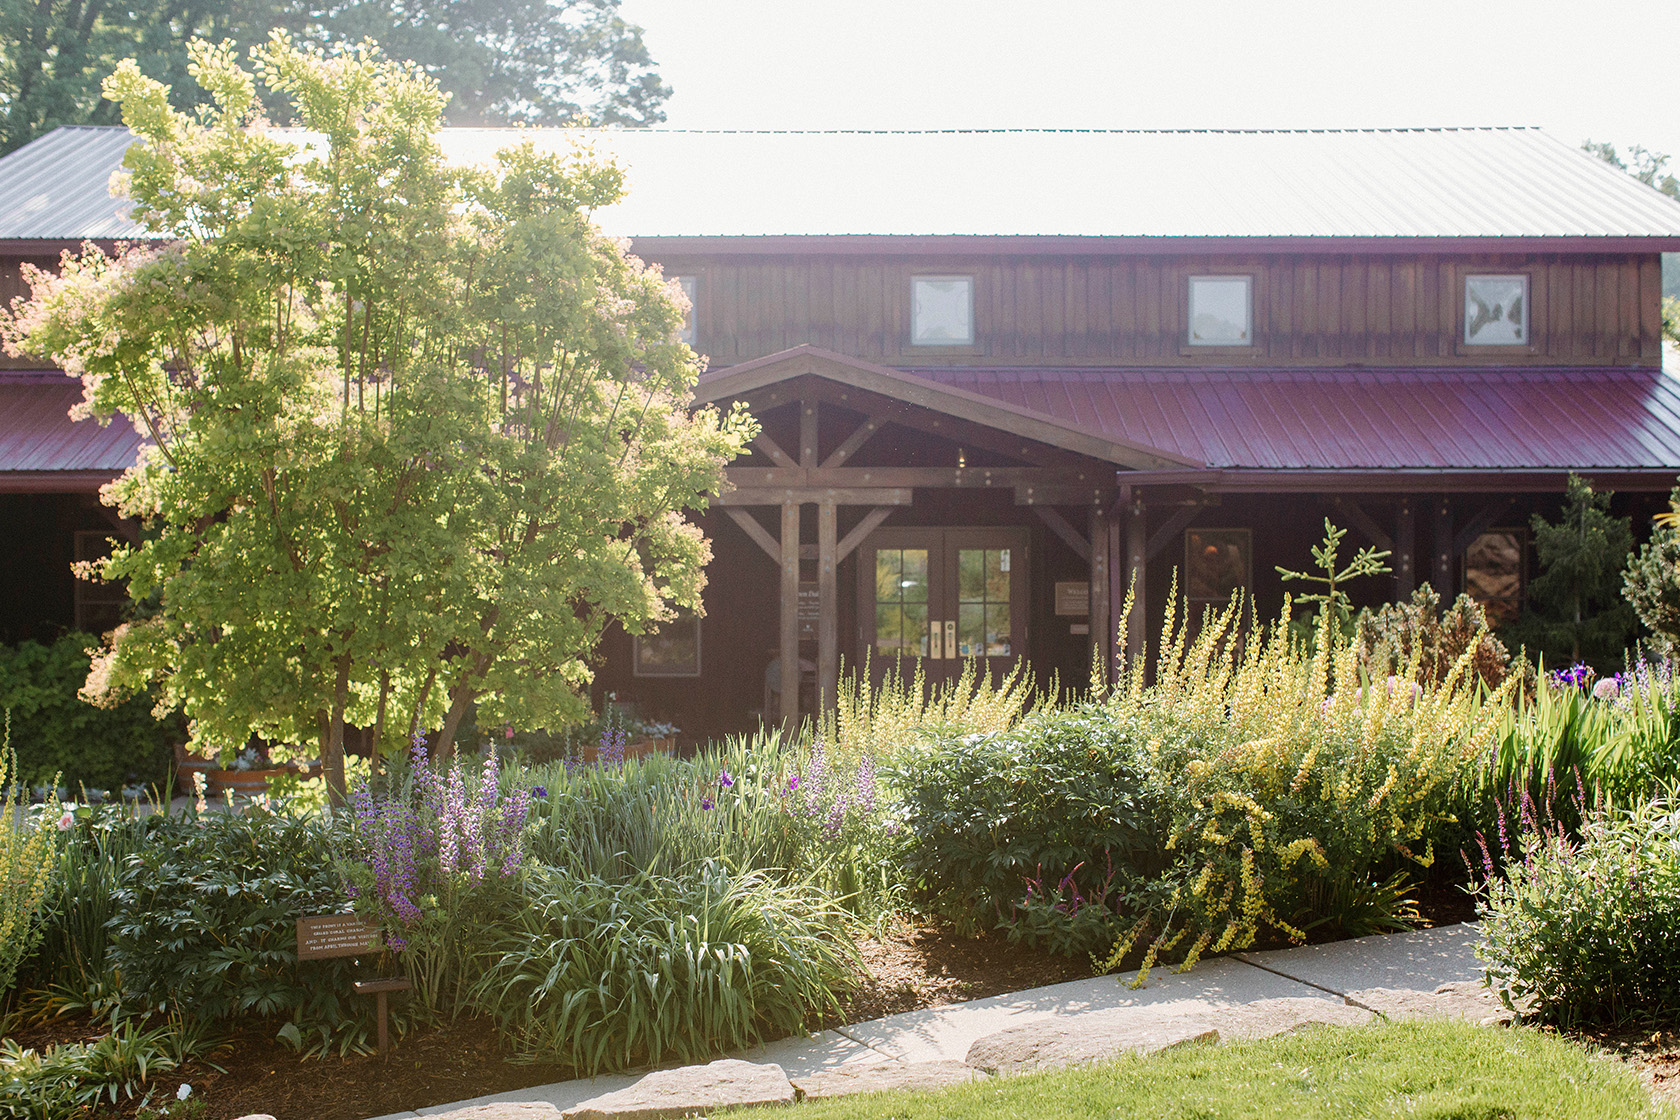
(177, 1083, 192, 1100)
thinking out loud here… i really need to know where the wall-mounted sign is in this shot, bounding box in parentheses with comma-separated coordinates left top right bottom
(1054, 581, 1090, 617)
(798, 582, 819, 637)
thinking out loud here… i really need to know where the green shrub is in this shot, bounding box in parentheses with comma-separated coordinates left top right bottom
(0, 744, 59, 1006)
(1478, 798, 1680, 1026)
(0, 633, 177, 791)
(0, 1016, 213, 1120)
(468, 861, 853, 1073)
(107, 806, 370, 1047)
(895, 705, 1163, 942)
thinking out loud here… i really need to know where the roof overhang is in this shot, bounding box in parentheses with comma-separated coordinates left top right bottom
(1115, 468, 1680, 494)
(0, 469, 116, 493)
(636, 235, 1680, 257)
(695, 345, 1200, 470)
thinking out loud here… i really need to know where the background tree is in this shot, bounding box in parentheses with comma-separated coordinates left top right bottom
(1503, 473, 1636, 671)
(0, 0, 668, 154)
(4, 35, 748, 800)
(1623, 487, 1680, 655)
(1584, 139, 1680, 323)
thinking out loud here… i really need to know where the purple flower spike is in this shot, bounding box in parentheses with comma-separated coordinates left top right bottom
(532, 785, 548, 798)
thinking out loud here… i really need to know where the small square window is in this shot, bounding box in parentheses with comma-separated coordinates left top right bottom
(1464, 274, 1528, 345)
(1188, 276, 1252, 346)
(1185, 528, 1251, 605)
(911, 276, 974, 346)
(634, 608, 701, 677)
(673, 276, 697, 346)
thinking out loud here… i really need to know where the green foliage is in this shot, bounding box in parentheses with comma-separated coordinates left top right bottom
(468, 861, 853, 1073)
(1504, 473, 1635, 671)
(1275, 519, 1391, 632)
(1478, 798, 1680, 1027)
(4, 37, 752, 794)
(0, 0, 669, 155)
(894, 705, 1162, 942)
(0, 741, 59, 1005)
(0, 1016, 217, 1119)
(1623, 487, 1680, 653)
(0, 633, 175, 790)
(107, 806, 371, 1049)
(1354, 584, 1521, 692)
(731, 1019, 1660, 1120)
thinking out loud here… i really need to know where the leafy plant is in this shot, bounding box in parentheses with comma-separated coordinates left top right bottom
(1624, 486, 1680, 654)
(0, 633, 176, 791)
(1275, 518, 1391, 633)
(0, 738, 60, 1005)
(1355, 584, 1522, 691)
(1478, 797, 1680, 1026)
(1505, 473, 1636, 671)
(107, 805, 370, 1048)
(468, 861, 853, 1073)
(0, 1016, 216, 1119)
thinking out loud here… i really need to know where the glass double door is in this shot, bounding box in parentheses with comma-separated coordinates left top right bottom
(860, 527, 1028, 683)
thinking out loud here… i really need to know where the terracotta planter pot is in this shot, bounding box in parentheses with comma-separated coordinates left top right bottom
(173, 743, 217, 778)
(206, 766, 296, 796)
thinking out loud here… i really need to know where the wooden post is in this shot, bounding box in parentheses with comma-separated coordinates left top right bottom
(780, 500, 801, 735)
(1395, 498, 1416, 599)
(818, 499, 838, 713)
(1089, 504, 1111, 687)
(1432, 496, 1454, 599)
(799, 400, 819, 468)
(1125, 493, 1147, 668)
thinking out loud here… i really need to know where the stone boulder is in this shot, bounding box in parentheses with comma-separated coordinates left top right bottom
(790, 1060, 979, 1101)
(965, 1013, 1218, 1075)
(1347, 981, 1523, 1025)
(562, 1059, 795, 1119)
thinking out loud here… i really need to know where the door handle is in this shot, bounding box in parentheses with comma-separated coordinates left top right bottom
(928, 621, 941, 660)
(944, 620, 956, 659)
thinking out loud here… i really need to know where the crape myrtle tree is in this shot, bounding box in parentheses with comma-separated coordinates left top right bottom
(2, 35, 753, 802)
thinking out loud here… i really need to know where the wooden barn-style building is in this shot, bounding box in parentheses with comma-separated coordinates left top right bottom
(3, 126, 1680, 739)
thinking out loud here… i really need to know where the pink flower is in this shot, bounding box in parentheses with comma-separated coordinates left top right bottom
(1592, 677, 1620, 701)
(56, 811, 73, 830)
(504, 726, 515, 740)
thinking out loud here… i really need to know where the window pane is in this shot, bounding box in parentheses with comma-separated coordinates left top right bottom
(635, 609, 701, 676)
(958, 549, 984, 602)
(986, 549, 1009, 601)
(912, 277, 974, 344)
(900, 549, 928, 603)
(986, 604, 1011, 656)
(1189, 276, 1251, 346)
(876, 604, 903, 652)
(1186, 529, 1251, 602)
(875, 550, 902, 602)
(1465, 275, 1527, 345)
(904, 605, 929, 657)
(1466, 530, 1524, 625)
(958, 603, 985, 657)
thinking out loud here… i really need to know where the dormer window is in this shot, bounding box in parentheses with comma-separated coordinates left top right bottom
(674, 275, 697, 345)
(1464, 274, 1528, 345)
(911, 276, 974, 345)
(1187, 276, 1252, 346)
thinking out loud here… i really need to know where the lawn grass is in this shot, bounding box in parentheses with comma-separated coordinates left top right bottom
(744, 1019, 1666, 1120)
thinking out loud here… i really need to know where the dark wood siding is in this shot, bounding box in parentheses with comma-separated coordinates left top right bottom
(650, 252, 1667, 368)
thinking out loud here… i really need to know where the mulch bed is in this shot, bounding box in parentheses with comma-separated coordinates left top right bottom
(8, 888, 1491, 1120)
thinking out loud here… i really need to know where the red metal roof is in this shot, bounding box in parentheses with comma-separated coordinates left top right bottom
(905, 365, 1680, 473)
(0, 374, 143, 489)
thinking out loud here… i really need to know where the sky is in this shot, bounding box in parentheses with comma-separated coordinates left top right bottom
(618, 0, 1680, 165)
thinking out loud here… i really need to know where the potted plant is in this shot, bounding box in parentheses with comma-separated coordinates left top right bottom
(205, 743, 305, 796)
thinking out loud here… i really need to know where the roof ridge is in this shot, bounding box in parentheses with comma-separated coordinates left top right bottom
(420, 125, 1547, 136)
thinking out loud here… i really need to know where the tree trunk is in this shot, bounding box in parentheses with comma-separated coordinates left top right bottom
(435, 681, 475, 764)
(321, 655, 351, 806)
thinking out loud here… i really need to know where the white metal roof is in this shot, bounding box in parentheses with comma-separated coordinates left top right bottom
(5, 125, 1680, 242)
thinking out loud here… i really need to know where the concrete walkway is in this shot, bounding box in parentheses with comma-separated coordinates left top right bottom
(363, 922, 1483, 1120)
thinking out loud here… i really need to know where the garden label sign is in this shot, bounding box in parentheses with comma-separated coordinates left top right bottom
(296, 914, 381, 960)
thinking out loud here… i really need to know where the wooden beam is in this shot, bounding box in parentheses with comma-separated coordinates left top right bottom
(821, 417, 881, 468)
(799, 400, 819, 468)
(818, 499, 838, 713)
(1125, 495, 1147, 668)
(753, 433, 797, 468)
(727, 465, 1106, 490)
(1330, 496, 1394, 552)
(837, 507, 895, 562)
(715, 487, 914, 507)
(1432, 496, 1454, 598)
(780, 502, 801, 736)
(1089, 505, 1111, 687)
(1453, 499, 1515, 557)
(1015, 484, 1112, 506)
(1395, 497, 1416, 598)
(723, 508, 780, 563)
(1146, 504, 1202, 561)
(1033, 506, 1091, 563)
